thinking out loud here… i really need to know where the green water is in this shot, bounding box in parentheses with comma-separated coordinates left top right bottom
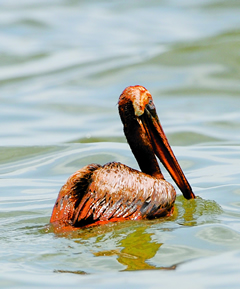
(1, 0, 240, 288)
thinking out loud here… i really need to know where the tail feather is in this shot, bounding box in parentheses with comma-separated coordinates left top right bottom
(50, 163, 101, 225)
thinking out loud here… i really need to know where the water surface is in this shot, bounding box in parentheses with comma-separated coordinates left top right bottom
(1, 0, 240, 288)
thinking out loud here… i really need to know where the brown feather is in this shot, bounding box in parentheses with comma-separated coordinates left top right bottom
(51, 162, 176, 228)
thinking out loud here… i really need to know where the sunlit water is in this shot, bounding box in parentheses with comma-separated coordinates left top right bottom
(1, 0, 240, 288)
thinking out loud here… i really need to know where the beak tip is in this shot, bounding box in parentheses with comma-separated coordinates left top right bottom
(184, 190, 196, 200)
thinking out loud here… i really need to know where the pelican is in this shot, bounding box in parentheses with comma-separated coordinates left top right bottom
(50, 85, 195, 230)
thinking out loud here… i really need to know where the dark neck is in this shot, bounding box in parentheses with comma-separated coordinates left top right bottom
(119, 102, 163, 179)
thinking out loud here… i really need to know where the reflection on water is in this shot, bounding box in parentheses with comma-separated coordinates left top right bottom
(94, 226, 162, 271)
(176, 196, 222, 226)
(118, 226, 162, 271)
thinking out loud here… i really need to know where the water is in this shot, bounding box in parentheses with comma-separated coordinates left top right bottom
(1, 0, 240, 287)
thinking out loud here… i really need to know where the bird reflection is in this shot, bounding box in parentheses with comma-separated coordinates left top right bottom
(175, 195, 222, 226)
(91, 221, 177, 271)
(94, 226, 162, 270)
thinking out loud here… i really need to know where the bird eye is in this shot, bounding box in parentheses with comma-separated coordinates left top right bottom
(146, 98, 156, 116)
(148, 99, 154, 109)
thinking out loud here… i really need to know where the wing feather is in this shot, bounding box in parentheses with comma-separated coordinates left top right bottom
(72, 162, 176, 226)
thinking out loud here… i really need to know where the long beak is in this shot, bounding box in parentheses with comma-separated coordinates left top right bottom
(142, 108, 195, 200)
